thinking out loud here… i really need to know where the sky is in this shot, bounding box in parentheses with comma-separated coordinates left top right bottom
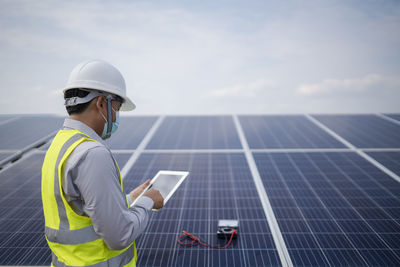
(0, 0, 399, 115)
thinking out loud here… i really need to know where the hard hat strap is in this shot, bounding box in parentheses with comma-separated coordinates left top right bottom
(103, 95, 113, 140)
(64, 90, 104, 107)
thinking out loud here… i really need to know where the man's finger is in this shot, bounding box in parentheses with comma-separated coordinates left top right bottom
(139, 180, 150, 190)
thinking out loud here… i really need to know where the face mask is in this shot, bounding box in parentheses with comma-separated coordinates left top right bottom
(100, 108, 119, 140)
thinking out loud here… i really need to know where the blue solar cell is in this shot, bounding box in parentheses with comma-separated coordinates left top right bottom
(366, 151, 400, 176)
(313, 114, 400, 148)
(146, 116, 242, 149)
(104, 116, 158, 149)
(124, 152, 280, 266)
(238, 115, 346, 149)
(0, 116, 63, 150)
(253, 152, 400, 266)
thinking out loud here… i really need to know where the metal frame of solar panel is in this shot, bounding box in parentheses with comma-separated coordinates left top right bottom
(238, 115, 346, 149)
(366, 152, 400, 177)
(0, 150, 135, 265)
(0, 116, 63, 150)
(0, 114, 399, 266)
(384, 113, 400, 123)
(124, 152, 280, 266)
(253, 152, 400, 266)
(0, 152, 15, 162)
(105, 116, 158, 149)
(312, 114, 400, 148)
(146, 116, 242, 150)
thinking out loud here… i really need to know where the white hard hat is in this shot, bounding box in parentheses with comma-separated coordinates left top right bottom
(63, 59, 135, 111)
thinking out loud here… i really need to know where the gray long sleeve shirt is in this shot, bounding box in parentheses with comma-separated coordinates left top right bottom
(61, 118, 153, 250)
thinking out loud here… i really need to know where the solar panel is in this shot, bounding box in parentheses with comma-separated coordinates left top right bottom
(112, 152, 133, 170)
(0, 152, 14, 162)
(253, 151, 400, 266)
(123, 152, 281, 266)
(38, 117, 158, 151)
(0, 116, 16, 124)
(0, 152, 49, 265)
(238, 115, 346, 149)
(0, 116, 63, 150)
(0, 151, 133, 265)
(105, 116, 158, 149)
(385, 114, 400, 122)
(312, 114, 400, 148)
(366, 152, 400, 176)
(146, 116, 242, 149)
(1, 113, 400, 266)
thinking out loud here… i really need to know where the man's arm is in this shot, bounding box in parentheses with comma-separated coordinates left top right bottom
(74, 146, 153, 250)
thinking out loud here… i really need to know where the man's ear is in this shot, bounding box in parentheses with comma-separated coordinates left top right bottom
(95, 96, 104, 111)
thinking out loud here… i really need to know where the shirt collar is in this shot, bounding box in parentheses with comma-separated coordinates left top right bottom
(63, 118, 104, 144)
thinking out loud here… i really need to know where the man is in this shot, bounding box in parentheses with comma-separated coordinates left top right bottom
(41, 59, 163, 266)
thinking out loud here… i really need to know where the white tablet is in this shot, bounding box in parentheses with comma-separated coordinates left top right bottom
(131, 170, 189, 211)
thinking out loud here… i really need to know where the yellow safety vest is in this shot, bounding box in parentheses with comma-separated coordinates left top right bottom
(41, 129, 136, 266)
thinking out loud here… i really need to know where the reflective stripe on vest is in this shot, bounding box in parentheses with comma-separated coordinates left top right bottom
(45, 225, 99, 245)
(42, 130, 136, 266)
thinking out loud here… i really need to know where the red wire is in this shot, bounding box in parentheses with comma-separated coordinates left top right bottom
(177, 230, 237, 249)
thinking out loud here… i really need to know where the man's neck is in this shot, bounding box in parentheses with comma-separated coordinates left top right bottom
(70, 113, 103, 137)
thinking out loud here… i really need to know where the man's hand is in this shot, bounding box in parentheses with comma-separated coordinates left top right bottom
(143, 189, 164, 210)
(129, 180, 150, 202)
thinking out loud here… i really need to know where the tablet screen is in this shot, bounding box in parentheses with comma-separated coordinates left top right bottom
(152, 173, 183, 199)
(131, 170, 189, 210)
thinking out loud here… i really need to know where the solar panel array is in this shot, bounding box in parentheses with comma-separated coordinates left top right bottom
(0, 114, 399, 266)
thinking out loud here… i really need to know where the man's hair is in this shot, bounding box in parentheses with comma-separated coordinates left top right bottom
(64, 89, 95, 115)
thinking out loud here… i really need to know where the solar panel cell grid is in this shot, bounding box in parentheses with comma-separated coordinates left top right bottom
(0, 151, 133, 265)
(0, 152, 50, 265)
(313, 114, 400, 148)
(146, 116, 242, 149)
(0, 117, 63, 150)
(253, 152, 400, 266)
(124, 152, 281, 267)
(366, 152, 400, 177)
(105, 116, 158, 149)
(238, 115, 346, 149)
(1, 114, 400, 266)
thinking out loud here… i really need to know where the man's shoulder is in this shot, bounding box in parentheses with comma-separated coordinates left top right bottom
(76, 139, 106, 151)
(67, 140, 112, 166)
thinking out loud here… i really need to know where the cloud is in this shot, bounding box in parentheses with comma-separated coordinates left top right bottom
(1, 1, 400, 114)
(297, 74, 400, 95)
(207, 78, 275, 98)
